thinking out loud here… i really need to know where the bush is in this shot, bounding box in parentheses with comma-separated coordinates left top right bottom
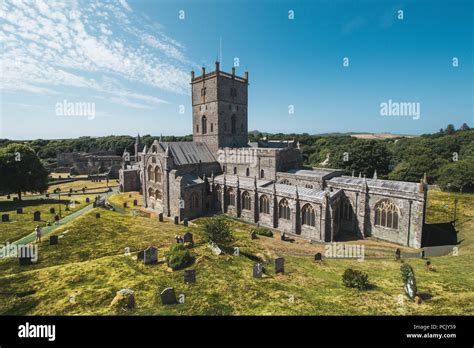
(251, 227, 273, 237)
(166, 244, 193, 270)
(202, 215, 234, 248)
(342, 268, 369, 290)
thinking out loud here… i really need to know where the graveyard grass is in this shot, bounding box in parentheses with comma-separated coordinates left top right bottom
(0, 191, 472, 315)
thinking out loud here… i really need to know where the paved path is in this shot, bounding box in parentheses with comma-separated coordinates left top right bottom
(11, 188, 118, 246)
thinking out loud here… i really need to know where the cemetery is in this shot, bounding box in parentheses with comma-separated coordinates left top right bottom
(0, 190, 472, 315)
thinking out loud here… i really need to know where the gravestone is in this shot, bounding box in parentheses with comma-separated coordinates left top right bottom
(45, 193, 49, 198)
(395, 248, 401, 260)
(174, 216, 179, 225)
(208, 241, 222, 255)
(280, 232, 286, 241)
(123, 202, 127, 208)
(133, 199, 138, 206)
(18, 246, 33, 266)
(50, 207, 55, 214)
(49, 235, 58, 245)
(33, 211, 41, 221)
(158, 213, 164, 222)
(183, 232, 193, 244)
(253, 263, 263, 278)
(183, 218, 188, 227)
(184, 269, 196, 283)
(143, 246, 158, 265)
(314, 252, 322, 262)
(160, 287, 177, 305)
(250, 231, 257, 240)
(95, 212, 100, 218)
(86, 197, 90, 203)
(137, 250, 144, 261)
(16, 208, 23, 214)
(275, 257, 285, 274)
(129, 194, 132, 198)
(2, 214, 9, 222)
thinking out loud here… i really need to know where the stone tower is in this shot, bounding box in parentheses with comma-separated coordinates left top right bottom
(134, 133, 143, 161)
(191, 61, 249, 153)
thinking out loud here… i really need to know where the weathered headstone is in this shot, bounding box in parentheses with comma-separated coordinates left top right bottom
(95, 212, 100, 218)
(275, 257, 285, 274)
(395, 248, 401, 260)
(314, 252, 322, 262)
(143, 246, 158, 265)
(160, 287, 177, 305)
(137, 250, 144, 261)
(110, 288, 135, 310)
(174, 216, 179, 225)
(253, 263, 263, 278)
(183, 218, 188, 227)
(50, 235, 58, 245)
(16, 208, 23, 214)
(208, 241, 222, 255)
(133, 199, 138, 206)
(50, 207, 55, 214)
(158, 213, 164, 222)
(250, 231, 257, 240)
(184, 269, 196, 283)
(280, 232, 286, 241)
(1, 214, 9, 222)
(86, 197, 90, 203)
(123, 202, 127, 208)
(33, 211, 41, 221)
(183, 232, 193, 244)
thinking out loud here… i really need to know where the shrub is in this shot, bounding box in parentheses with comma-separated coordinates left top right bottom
(202, 215, 234, 248)
(400, 263, 417, 299)
(166, 244, 193, 270)
(251, 227, 273, 237)
(342, 268, 369, 290)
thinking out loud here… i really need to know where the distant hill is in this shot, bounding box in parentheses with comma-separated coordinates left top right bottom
(249, 130, 417, 139)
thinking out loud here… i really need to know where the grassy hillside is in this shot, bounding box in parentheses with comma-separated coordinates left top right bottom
(0, 191, 472, 316)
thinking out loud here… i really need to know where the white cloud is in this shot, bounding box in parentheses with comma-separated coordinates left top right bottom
(0, 0, 191, 110)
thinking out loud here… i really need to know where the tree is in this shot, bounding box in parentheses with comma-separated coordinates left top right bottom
(202, 215, 234, 249)
(445, 124, 456, 135)
(0, 144, 49, 200)
(437, 159, 474, 192)
(460, 123, 470, 131)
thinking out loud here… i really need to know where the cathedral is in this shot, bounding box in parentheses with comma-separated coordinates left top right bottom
(119, 62, 427, 248)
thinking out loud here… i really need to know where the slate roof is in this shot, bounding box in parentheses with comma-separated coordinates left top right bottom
(181, 174, 205, 186)
(214, 175, 272, 188)
(284, 168, 344, 179)
(157, 142, 217, 166)
(329, 176, 420, 193)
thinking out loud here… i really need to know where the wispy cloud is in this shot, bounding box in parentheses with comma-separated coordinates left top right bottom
(0, 0, 190, 109)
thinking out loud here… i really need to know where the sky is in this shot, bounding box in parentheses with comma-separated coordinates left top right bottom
(0, 0, 472, 140)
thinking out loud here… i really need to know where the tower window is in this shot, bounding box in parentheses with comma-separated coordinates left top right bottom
(233, 167, 237, 174)
(201, 87, 206, 96)
(260, 169, 265, 179)
(196, 124, 199, 133)
(230, 88, 237, 97)
(211, 123, 213, 132)
(202, 116, 207, 134)
(246, 168, 250, 176)
(231, 115, 236, 135)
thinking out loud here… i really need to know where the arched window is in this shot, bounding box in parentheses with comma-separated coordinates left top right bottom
(155, 189, 162, 200)
(340, 200, 352, 220)
(279, 198, 290, 220)
(154, 166, 161, 183)
(226, 188, 235, 206)
(147, 165, 154, 181)
(231, 115, 236, 134)
(202, 116, 207, 134)
(233, 167, 237, 175)
(260, 169, 265, 179)
(305, 184, 313, 189)
(190, 192, 199, 209)
(246, 168, 250, 176)
(242, 191, 251, 210)
(196, 124, 199, 133)
(374, 199, 399, 229)
(211, 123, 214, 132)
(259, 195, 270, 214)
(301, 204, 315, 227)
(148, 187, 154, 199)
(216, 185, 223, 206)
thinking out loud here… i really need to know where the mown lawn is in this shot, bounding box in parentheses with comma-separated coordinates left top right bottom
(0, 191, 472, 315)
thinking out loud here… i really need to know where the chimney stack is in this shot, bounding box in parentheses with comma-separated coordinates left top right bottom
(232, 67, 235, 78)
(201, 67, 206, 76)
(191, 70, 195, 80)
(245, 70, 248, 82)
(215, 61, 220, 74)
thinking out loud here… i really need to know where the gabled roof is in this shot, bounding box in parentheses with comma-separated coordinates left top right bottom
(156, 142, 217, 166)
(329, 176, 420, 193)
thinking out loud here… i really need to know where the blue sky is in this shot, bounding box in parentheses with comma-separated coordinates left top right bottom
(1, 0, 472, 140)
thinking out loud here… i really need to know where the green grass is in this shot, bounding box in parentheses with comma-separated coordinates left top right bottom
(0, 191, 472, 315)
